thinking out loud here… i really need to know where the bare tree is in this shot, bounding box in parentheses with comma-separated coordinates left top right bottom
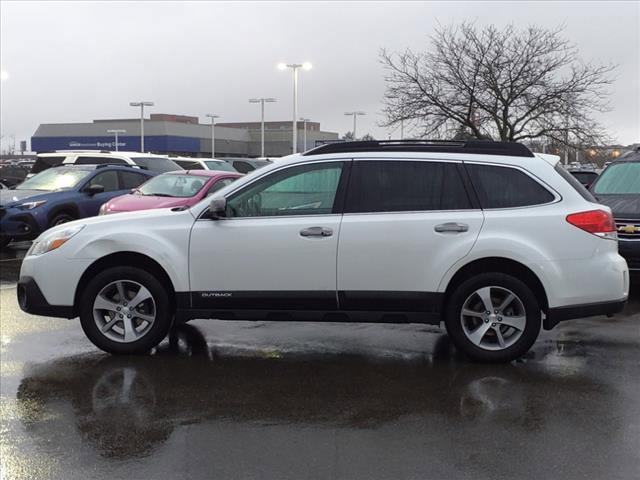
(381, 23, 616, 146)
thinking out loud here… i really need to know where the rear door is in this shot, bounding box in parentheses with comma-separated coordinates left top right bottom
(336, 159, 484, 315)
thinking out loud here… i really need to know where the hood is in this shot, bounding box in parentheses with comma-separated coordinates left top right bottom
(0, 189, 51, 207)
(594, 194, 640, 220)
(104, 193, 196, 212)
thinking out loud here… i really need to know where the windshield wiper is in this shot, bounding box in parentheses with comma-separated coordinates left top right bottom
(144, 193, 174, 197)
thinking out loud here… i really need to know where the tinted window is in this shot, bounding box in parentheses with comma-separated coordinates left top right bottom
(227, 163, 343, 217)
(204, 160, 235, 172)
(466, 164, 554, 208)
(205, 177, 236, 197)
(75, 156, 126, 165)
(344, 160, 471, 213)
(593, 162, 640, 194)
(133, 157, 181, 173)
(175, 160, 204, 170)
(233, 161, 255, 173)
(31, 156, 65, 174)
(571, 172, 598, 186)
(119, 171, 149, 190)
(88, 171, 119, 192)
(555, 163, 596, 202)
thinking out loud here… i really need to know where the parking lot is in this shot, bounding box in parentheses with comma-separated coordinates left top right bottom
(0, 242, 638, 480)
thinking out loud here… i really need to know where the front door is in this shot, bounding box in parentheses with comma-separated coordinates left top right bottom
(189, 161, 347, 311)
(337, 159, 484, 316)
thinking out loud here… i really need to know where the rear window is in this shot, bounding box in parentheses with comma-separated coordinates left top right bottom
(232, 161, 255, 174)
(570, 171, 598, 185)
(75, 156, 127, 165)
(204, 160, 235, 172)
(175, 160, 205, 170)
(132, 157, 181, 173)
(467, 164, 555, 208)
(31, 156, 65, 174)
(555, 163, 597, 202)
(344, 160, 472, 213)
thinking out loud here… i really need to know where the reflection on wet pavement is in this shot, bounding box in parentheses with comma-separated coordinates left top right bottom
(1, 277, 639, 479)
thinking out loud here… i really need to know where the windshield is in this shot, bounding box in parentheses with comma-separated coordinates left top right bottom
(204, 160, 235, 172)
(137, 174, 208, 198)
(15, 168, 91, 191)
(593, 162, 640, 194)
(133, 157, 182, 173)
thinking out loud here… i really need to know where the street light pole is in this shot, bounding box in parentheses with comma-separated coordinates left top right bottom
(205, 114, 220, 157)
(129, 101, 154, 152)
(278, 62, 312, 154)
(249, 98, 276, 157)
(300, 118, 310, 151)
(344, 111, 366, 141)
(107, 129, 126, 152)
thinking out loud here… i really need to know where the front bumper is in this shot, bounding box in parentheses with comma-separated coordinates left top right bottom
(17, 276, 75, 318)
(619, 239, 640, 271)
(545, 297, 627, 329)
(0, 209, 44, 240)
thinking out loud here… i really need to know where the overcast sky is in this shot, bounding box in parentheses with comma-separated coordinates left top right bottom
(1, 1, 638, 152)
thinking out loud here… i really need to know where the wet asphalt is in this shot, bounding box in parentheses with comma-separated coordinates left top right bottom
(0, 242, 639, 480)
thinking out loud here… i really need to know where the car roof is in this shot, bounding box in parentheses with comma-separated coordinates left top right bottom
(51, 164, 150, 172)
(38, 151, 169, 158)
(163, 169, 242, 178)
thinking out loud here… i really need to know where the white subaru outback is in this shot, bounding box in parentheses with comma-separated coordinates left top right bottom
(17, 140, 629, 362)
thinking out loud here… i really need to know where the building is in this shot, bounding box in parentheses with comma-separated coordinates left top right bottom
(31, 114, 339, 157)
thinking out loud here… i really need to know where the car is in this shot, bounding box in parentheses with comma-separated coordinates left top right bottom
(99, 170, 242, 215)
(0, 163, 30, 187)
(0, 182, 7, 190)
(169, 157, 237, 172)
(589, 146, 640, 273)
(17, 140, 628, 362)
(217, 157, 272, 174)
(0, 164, 154, 248)
(29, 151, 182, 177)
(567, 168, 599, 189)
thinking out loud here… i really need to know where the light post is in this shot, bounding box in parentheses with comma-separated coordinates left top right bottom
(129, 101, 154, 152)
(249, 97, 276, 157)
(300, 118, 310, 151)
(344, 111, 366, 141)
(205, 114, 220, 157)
(278, 62, 312, 153)
(107, 129, 126, 152)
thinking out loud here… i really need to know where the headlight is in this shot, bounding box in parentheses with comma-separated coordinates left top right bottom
(17, 200, 47, 210)
(28, 224, 85, 256)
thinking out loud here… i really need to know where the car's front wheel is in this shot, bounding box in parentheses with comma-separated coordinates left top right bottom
(79, 267, 173, 354)
(444, 273, 541, 362)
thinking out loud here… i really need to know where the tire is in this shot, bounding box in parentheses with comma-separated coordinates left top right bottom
(79, 266, 173, 354)
(444, 272, 541, 363)
(0, 236, 12, 249)
(48, 212, 75, 228)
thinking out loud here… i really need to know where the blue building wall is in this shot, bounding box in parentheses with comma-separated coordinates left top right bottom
(31, 135, 201, 153)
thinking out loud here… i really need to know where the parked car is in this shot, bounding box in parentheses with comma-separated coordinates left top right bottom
(17, 140, 628, 362)
(217, 157, 272, 173)
(99, 170, 242, 215)
(0, 182, 7, 190)
(29, 151, 181, 177)
(0, 164, 154, 248)
(567, 168, 599, 189)
(590, 146, 640, 273)
(0, 164, 30, 187)
(169, 157, 237, 172)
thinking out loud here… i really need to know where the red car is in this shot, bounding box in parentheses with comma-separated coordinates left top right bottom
(99, 170, 242, 215)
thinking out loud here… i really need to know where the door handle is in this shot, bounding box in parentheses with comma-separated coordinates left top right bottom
(300, 226, 333, 237)
(434, 222, 469, 233)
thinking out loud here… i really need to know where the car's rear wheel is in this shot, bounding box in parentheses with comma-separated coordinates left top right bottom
(445, 273, 541, 362)
(49, 212, 75, 228)
(79, 266, 173, 354)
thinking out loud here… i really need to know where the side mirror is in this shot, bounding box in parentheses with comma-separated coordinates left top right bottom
(85, 184, 105, 195)
(209, 197, 227, 220)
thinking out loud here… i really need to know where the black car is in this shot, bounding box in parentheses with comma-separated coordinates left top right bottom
(590, 147, 640, 273)
(568, 168, 599, 189)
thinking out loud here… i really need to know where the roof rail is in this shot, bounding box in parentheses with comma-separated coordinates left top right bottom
(303, 140, 535, 158)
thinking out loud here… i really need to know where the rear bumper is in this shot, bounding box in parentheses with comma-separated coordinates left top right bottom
(17, 276, 75, 319)
(545, 297, 627, 329)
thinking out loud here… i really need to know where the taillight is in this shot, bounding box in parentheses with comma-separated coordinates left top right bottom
(566, 209, 617, 239)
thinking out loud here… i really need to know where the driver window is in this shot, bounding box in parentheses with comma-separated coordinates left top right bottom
(226, 162, 343, 217)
